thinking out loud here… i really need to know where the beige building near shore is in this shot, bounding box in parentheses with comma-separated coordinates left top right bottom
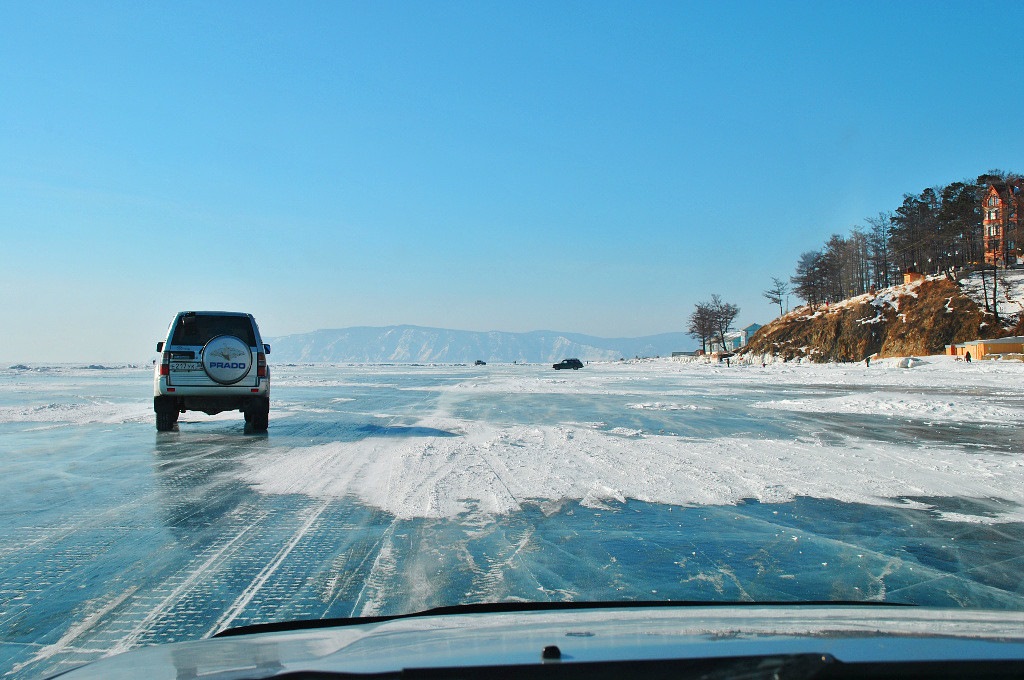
(947, 336, 1024, 360)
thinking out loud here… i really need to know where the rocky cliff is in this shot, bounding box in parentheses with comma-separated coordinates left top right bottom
(742, 275, 1018, 362)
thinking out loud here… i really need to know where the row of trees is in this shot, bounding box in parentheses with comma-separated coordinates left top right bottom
(692, 171, 1017, 352)
(687, 294, 740, 353)
(785, 172, 1019, 309)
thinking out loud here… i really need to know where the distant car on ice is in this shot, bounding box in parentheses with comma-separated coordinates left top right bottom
(553, 358, 584, 370)
(474, 360, 486, 365)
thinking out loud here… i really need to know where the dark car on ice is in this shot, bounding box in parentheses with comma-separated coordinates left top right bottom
(553, 358, 584, 370)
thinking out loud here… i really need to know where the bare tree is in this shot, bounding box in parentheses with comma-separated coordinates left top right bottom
(709, 294, 740, 350)
(687, 302, 715, 354)
(763, 277, 789, 317)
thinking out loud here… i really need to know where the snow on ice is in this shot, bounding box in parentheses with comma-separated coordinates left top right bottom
(4, 358, 1023, 528)
(237, 356, 1024, 524)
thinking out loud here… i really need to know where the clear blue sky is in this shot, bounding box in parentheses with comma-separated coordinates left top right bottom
(3, 1, 1023, 362)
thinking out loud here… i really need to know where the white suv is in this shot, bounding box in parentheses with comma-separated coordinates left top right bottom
(153, 311, 271, 432)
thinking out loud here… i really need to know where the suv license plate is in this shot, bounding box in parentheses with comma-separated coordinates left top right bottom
(171, 362, 203, 371)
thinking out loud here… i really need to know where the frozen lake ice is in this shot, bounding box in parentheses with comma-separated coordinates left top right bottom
(2, 358, 1024, 677)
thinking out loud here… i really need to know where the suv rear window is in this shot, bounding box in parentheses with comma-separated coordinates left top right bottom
(171, 315, 256, 347)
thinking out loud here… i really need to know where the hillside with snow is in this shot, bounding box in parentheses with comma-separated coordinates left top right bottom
(744, 270, 1024, 362)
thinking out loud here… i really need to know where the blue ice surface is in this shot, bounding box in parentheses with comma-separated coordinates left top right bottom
(0, 363, 1022, 678)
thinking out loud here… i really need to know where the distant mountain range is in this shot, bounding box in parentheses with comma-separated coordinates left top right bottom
(266, 325, 693, 363)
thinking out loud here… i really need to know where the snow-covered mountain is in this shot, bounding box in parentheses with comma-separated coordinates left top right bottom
(266, 325, 692, 363)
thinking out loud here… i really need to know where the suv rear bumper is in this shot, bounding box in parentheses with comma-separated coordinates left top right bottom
(154, 393, 269, 416)
(154, 376, 269, 416)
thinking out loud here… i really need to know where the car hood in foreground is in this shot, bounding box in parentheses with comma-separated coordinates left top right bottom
(51, 604, 1024, 679)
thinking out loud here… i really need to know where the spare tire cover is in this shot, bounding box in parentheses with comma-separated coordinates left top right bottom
(202, 335, 253, 384)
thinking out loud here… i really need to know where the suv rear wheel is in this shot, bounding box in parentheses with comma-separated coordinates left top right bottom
(154, 396, 179, 432)
(245, 397, 270, 433)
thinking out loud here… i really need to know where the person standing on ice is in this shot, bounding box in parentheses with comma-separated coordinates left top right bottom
(965, 351, 972, 362)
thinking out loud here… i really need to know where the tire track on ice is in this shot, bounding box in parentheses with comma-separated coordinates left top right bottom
(319, 510, 398, 615)
(351, 519, 401, 617)
(9, 587, 138, 676)
(208, 500, 331, 635)
(467, 446, 541, 600)
(107, 515, 261, 655)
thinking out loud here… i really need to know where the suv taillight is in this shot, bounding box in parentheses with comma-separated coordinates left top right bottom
(257, 352, 267, 378)
(160, 352, 170, 376)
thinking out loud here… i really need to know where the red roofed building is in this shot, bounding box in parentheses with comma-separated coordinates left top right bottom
(982, 180, 1022, 267)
